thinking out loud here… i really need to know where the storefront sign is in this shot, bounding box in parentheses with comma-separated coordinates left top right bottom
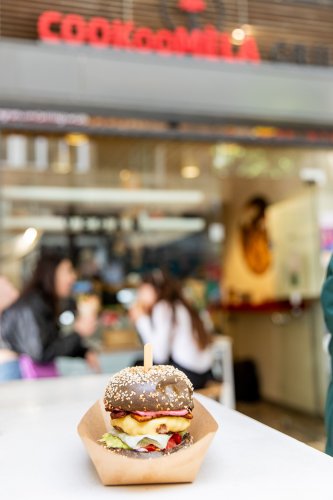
(270, 42, 330, 66)
(2, 108, 333, 146)
(0, 108, 88, 127)
(37, 10, 260, 62)
(286, 0, 333, 4)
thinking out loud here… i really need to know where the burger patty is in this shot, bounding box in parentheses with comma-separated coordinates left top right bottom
(111, 415, 191, 436)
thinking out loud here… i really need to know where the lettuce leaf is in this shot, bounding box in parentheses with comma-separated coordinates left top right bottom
(99, 429, 188, 451)
(99, 433, 131, 449)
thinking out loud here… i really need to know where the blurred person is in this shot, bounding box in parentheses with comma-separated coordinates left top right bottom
(0, 276, 20, 381)
(321, 255, 333, 456)
(0, 253, 100, 379)
(130, 269, 213, 389)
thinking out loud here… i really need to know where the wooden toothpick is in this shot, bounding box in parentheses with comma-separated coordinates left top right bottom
(144, 343, 153, 372)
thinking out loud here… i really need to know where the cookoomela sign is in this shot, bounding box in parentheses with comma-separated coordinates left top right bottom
(38, 11, 260, 62)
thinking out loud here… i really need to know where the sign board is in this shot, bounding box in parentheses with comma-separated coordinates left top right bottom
(37, 3, 260, 63)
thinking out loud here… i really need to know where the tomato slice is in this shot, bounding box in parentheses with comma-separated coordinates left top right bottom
(144, 444, 159, 452)
(166, 433, 182, 450)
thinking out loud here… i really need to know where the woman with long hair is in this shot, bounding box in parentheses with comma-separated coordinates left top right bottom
(0, 252, 99, 379)
(130, 269, 213, 389)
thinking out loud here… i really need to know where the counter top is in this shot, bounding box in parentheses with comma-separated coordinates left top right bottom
(218, 299, 314, 313)
(0, 374, 332, 499)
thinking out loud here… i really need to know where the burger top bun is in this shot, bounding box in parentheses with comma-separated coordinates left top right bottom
(104, 365, 194, 412)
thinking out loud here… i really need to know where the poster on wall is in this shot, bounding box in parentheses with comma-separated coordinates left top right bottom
(239, 196, 272, 274)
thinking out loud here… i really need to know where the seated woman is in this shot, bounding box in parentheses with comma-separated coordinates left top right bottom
(130, 270, 213, 389)
(1, 252, 100, 378)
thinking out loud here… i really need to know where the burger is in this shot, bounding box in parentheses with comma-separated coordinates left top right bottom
(99, 365, 194, 457)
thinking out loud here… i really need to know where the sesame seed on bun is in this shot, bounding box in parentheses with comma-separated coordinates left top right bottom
(104, 365, 194, 412)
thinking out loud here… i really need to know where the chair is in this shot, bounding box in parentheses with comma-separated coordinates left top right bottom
(19, 355, 59, 379)
(196, 335, 235, 409)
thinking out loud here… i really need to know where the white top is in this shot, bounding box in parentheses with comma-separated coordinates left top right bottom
(136, 301, 212, 373)
(0, 374, 332, 500)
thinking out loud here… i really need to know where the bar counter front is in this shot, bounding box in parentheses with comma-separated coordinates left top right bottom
(0, 374, 332, 499)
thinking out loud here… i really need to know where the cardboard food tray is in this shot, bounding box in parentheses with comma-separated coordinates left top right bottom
(78, 397, 218, 486)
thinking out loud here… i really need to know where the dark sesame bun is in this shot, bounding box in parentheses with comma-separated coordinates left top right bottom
(104, 365, 194, 412)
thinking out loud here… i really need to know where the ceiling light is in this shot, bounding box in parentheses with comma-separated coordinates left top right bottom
(3, 186, 205, 206)
(4, 216, 66, 232)
(212, 144, 244, 171)
(59, 311, 75, 326)
(139, 214, 205, 232)
(119, 169, 132, 182)
(232, 28, 246, 45)
(21, 227, 38, 246)
(208, 223, 225, 243)
(181, 165, 200, 179)
(4, 215, 118, 233)
(65, 134, 89, 146)
(14, 227, 39, 256)
(116, 288, 137, 307)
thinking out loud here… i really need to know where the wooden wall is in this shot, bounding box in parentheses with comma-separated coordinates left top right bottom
(0, 0, 333, 64)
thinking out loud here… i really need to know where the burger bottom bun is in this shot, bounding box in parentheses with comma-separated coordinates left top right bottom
(104, 433, 193, 459)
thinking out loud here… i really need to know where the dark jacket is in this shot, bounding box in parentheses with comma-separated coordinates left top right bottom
(321, 256, 333, 359)
(0, 291, 87, 363)
(320, 255, 333, 456)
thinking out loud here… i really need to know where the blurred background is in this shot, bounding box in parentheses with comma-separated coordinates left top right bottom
(1, 0, 333, 449)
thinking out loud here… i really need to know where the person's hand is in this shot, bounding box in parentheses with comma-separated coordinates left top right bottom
(85, 350, 101, 373)
(77, 295, 100, 317)
(75, 314, 98, 337)
(129, 303, 146, 322)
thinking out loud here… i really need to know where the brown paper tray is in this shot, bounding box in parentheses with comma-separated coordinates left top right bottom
(78, 397, 218, 486)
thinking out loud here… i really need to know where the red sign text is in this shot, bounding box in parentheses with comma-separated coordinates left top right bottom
(38, 11, 260, 62)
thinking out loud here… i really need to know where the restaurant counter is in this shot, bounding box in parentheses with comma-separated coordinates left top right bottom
(221, 299, 328, 415)
(0, 374, 332, 499)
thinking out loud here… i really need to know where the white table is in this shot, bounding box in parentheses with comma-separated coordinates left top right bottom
(0, 375, 332, 500)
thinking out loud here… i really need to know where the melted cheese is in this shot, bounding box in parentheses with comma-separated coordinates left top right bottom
(111, 415, 191, 436)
